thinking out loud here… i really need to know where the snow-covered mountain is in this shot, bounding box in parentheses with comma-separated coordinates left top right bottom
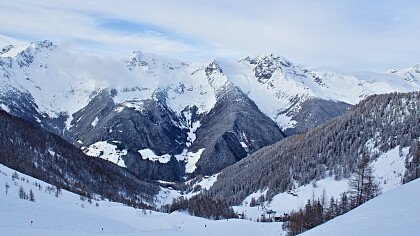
(0, 40, 419, 180)
(208, 91, 420, 210)
(0, 108, 158, 207)
(389, 63, 420, 82)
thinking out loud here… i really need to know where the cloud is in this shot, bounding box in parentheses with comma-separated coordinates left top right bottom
(0, 0, 419, 71)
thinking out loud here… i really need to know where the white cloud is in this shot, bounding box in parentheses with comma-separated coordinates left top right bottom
(0, 0, 419, 71)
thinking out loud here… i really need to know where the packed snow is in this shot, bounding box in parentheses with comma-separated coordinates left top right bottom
(301, 178, 420, 236)
(0, 164, 286, 236)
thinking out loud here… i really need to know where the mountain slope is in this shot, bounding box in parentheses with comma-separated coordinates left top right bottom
(0, 164, 284, 236)
(301, 178, 420, 236)
(0, 109, 159, 207)
(219, 54, 419, 130)
(208, 91, 420, 204)
(188, 61, 286, 176)
(1, 40, 419, 180)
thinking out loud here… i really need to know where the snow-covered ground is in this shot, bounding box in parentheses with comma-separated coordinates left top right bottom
(301, 178, 420, 236)
(84, 141, 127, 167)
(233, 177, 349, 221)
(232, 145, 410, 221)
(0, 164, 286, 236)
(154, 174, 220, 208)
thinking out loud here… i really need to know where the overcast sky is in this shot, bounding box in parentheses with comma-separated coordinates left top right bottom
(0, 0, 419, 71)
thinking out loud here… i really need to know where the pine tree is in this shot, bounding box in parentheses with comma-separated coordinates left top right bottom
(19, 186, 27, 199)
(338, 192, 349, 215)
(325, 196, 336, 220)
(12, 171, 19, 181)
(5, 182, 9, 195)
(29, 189, 35, 202)
(55, 186, 61, 198)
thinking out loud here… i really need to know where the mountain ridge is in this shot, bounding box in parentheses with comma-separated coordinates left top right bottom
(1, 40, 419, 180)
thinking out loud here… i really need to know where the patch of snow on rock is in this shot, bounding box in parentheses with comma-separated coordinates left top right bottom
(184, 148, 205, 173)
(91, 117, 99, 127)
(85, 141, 127, 167)
(138, 149, 171, 164)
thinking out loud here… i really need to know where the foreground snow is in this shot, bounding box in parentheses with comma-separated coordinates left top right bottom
(233, 144, 409, 221)
(0, 164, 285, 235)
(301, 178, 420, 236)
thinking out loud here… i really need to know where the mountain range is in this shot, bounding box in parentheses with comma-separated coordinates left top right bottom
(1, 40, 419, 182)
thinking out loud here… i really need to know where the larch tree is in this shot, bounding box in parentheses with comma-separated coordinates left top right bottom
(348, 152, 381, 207)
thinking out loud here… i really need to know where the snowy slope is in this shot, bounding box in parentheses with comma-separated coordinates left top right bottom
(0, 40, 419, 173)
(219, 54, 420, 128)
(1, 41, 418, 130)
(301, 178, 420, 236)
(0, 164, 286, 236)
(0, 41, 218, 127)
(389, 64, 420, 82)
(232, 145, 410, 221)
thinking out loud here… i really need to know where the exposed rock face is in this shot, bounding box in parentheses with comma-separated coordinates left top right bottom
(208, 92, 420, 205)
(69, 89, 187, 181)
(0, 109, 159, 207)
(191, 84, 286, 176)
(0, 40, 418, 181)
(283, 98, 352, 136)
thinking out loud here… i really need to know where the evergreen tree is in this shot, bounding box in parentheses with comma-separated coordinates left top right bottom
(338, 192, 349, 215)
(325, 196, 337, 220)
(5, 182, 9, 195)
(29, 189, 35, 202)
(19, 186, 27, 199)
(12, 171, 19, 181)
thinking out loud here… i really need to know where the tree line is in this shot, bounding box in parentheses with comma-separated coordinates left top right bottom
(283, 153, 381, 235)
(161, 193, 237, 220)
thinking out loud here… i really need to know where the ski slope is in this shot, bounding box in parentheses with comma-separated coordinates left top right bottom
(301, 178, 420, 236)
(0, 164, 286, 236)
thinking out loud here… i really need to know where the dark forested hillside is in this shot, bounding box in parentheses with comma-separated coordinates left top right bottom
(208, 92, 420, 205)
(0, 109, 159, 207)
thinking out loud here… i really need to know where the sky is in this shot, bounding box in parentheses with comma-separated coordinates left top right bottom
(0, 0, 419, 71)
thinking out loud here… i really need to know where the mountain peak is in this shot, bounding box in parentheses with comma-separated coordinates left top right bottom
(205, 60, 223, 76)
(29, 40, 56, 50)
(243, 53, 293, 67)
(124, 50, 149, 71)
(388, 63, 420, 82)
(0, 45, 14, 56)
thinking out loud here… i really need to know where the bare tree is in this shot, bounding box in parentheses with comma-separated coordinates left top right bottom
(348, 153, 381, 207)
